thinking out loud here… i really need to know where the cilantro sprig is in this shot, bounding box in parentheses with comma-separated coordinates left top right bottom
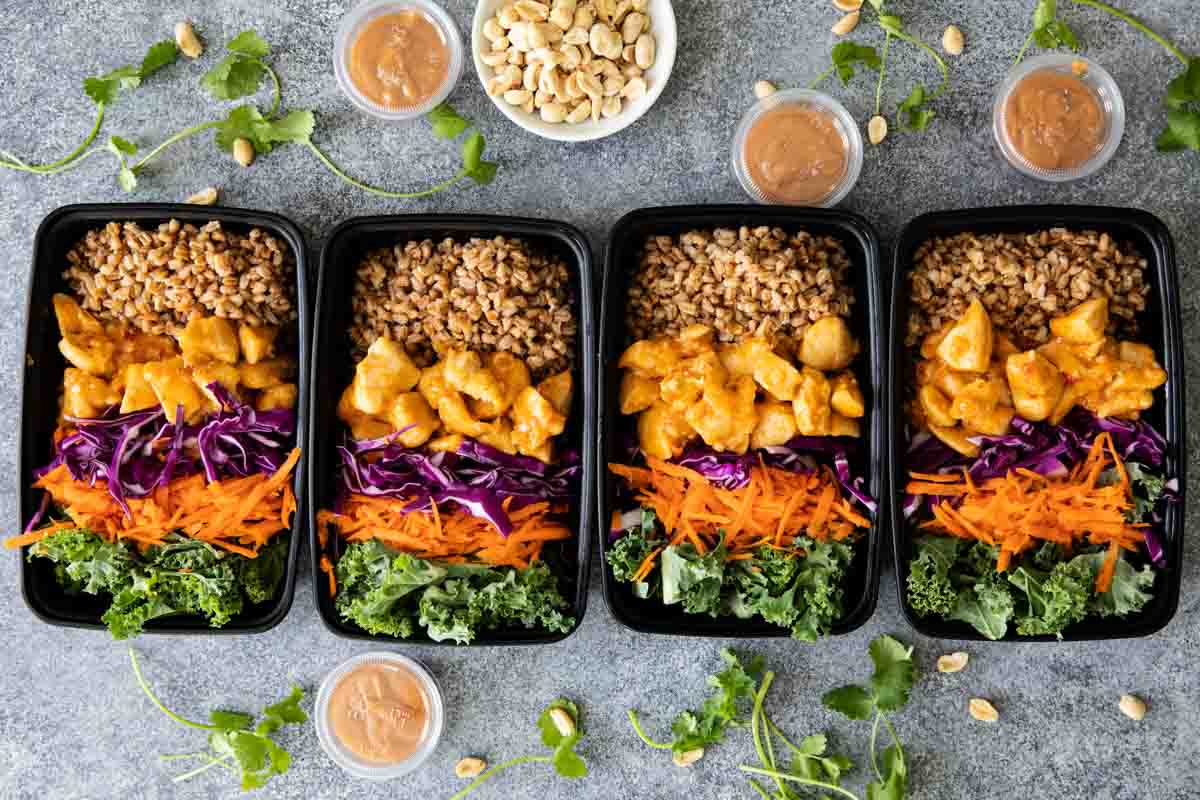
(1017, 0, 1198, 152)
(449, 699, 588, 799)
(811, 1, 950, 137)
(0, 39, 177, 175)
(126, 27, 497, 197)
(130, 649, 307, 791)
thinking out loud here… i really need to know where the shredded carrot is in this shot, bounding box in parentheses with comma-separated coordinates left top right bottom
(7, 450, 302, 557)
(319, 554, 337, 597)
(606, 458, 871, 577)
(908, 433, 1144, 593)
(318, 494, 572, 570)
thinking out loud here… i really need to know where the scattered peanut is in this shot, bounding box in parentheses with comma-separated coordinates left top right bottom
(232, 138, 255, 167)
(483, 0, 654, 124)
(184, 187, 219, 206)
(455, 757, 488, 778)
(936, 652, 969, 673)
(868, 114, 888, 145)
(833, 0, 863, 10)
(549, 707, 577, 737)
(942, 24, 965, 56)
(968, 698, 999, 723)
(1119, 694, 1147, 721)
(673, 748, 704, 767)
(175, 20, 204, 59)
(754, 80, 777, 99)
(832, 11, 860, 36)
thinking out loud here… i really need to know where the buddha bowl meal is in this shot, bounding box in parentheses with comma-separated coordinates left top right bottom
(8, 219, 302, 639)
(606, 225, 876, 641)
(901, 227, 1176, 640)
(316, 234, 583, 644)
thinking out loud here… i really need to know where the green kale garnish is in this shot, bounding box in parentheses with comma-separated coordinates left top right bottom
(334, 540, 574, 644)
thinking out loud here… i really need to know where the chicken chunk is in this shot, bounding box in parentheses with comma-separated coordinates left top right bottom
(257, 383, 298, 412)
(1006, 351, 1064, 423)
(1050, 297, 1108, 345)
(963, 404, 1014, 437)
(830, 413, 861, 438)
(143, 357, 210, 422)
(686, 376, 756, 454)
(752, 349, 803, 402)
(387, 392, 439, 447)
(336, 385, 392, 441)
(936, 299, 993, 373)
(443, 350, 507, 417)
(427, 434, 465, 453)
(618, 337, 682, 378)
(1092, 390, 1155, 419)
(537, 369, 573, 416)
(800, 316, 859, 372)
(677, 325, 715, 356)
(717, 338, 772, 378)
(750, 400, 799, 449)
(63, 368, 119, 419)
(437, 393, 491, 439)
(352, 338, 421, 415)
(918, 384, 956, 428)
(418, 361, 457, 411)
(929, 422, 980, 458)
(55, 295, 116, 376)
(637, 401, 694, 460)
(792, 367, 833, 436)
(661, 352, 726, 411)
(1118, 341, 1158, 368)
(619, 372, 660, 415)
(478, 417, 518, 455)
(949, 378, 1003, 422)
(241, 358, 294, 390)
(119, 364, 159, 413)
(238, 324, 279, 365)
(510, 386, 568, 456)
(830, 371, 865, 418)
(192, 362, 242, 410)
(179, 316, 240, 367)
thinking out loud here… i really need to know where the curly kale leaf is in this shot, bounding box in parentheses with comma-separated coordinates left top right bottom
(238, 534, 289, 605)
(1009, 557, 1094, 638)
(906, 536, 962, 617)
(949, 572, 1015, 641)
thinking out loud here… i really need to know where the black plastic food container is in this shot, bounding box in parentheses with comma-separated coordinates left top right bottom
(18, 203, 311, 634)
(888, 206, 1186, 641)
(309, 214, 596, 644)
(598, 205, 886, 638)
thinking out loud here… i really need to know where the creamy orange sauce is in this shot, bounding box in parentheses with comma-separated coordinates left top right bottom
(329, 662, 431, 764)
(347, 10, 449, 110)
(1005, 69, 1104, 170)
(743, 104, 848, 205)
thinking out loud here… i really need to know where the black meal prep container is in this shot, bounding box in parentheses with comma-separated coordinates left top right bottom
(598, 205, 886, 638)
(18, 203, 311, 634)
(309, 214, 597, 644)
(889, 206, 1186, 641)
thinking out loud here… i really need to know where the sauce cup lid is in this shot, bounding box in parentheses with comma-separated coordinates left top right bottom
(993, 53, 1126, 183)
(314, 652, 445, 781)
(731, 88, 864, 208)
(333, 0, 465, 121)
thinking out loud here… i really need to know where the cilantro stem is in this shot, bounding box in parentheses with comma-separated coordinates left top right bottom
(881, 715, 906, 774)
(751, 672, 788, 798)
(892, 29, 950, 98)
(868, 712, 883, 782)
(447, 755, 551, 800)
(748, 779, 773, 800)
(810, 65, 836, 89)
(172, 753, 234, 783)
(131, 120, 222, 173)
(875, 33, 892, 116)
(739, 766, 863, 800)
(626, 710, 672, 749)
(0, 104, 106, 173)
(1071, 0, 1188, 64)
(129, 648, 216, 732)
(305, 140, 468, 198)
(1014, 31, 1036, 65)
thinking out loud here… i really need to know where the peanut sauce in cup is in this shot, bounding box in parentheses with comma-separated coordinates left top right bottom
(993, 54, 1125, 183)
(733, 89, 863, 208)
(315, 653, 445, 780)
(334, 0, 464, 120)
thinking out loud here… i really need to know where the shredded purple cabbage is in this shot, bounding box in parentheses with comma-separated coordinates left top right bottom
(35, 383, 295, 516)
(336, 435, 581, 536)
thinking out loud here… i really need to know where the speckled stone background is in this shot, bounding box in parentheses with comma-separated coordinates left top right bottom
(0, 1, 1197, 798)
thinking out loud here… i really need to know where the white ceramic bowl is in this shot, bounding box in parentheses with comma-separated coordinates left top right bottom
(471, 0, 677, 142)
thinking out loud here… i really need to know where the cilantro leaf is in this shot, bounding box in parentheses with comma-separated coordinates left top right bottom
(258, 685, 308, 734)
(821, 685, 874, 720)
(877, 14, 905, 37)
(83, 40, 178, 105)
(428, 102, 472, 139)
(1034, 0, 1059, 31)
(210, 710, 255, 731)
(1166, 59, 1200, 109)
(866, 744, 908, 800)
(552, 734, 588, 778)
(227, 30, 270, 58)
(868, 635, 914, 712)
(107, 136, 137, 156)
(898, 84, 936, 131)
(140, 40, 180, 78)
(202, 54, 268, 101)
(1157, 111, 1200, 151)
(538, 699, 581, 748)
(831, 41, 881, 84)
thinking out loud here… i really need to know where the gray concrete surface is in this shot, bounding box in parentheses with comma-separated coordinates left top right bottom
(0, 1, 1197, 798)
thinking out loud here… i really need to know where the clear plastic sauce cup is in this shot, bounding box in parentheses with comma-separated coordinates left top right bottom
(314, 652, 445, 781)
(993, 53, 1125, 183)
(334, 0, 464, 121)
(732, 88, 863, 208)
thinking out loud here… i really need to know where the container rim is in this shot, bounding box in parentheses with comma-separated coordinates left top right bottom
(18, 202, 311, 635)
(887, 204, 1186, 642)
